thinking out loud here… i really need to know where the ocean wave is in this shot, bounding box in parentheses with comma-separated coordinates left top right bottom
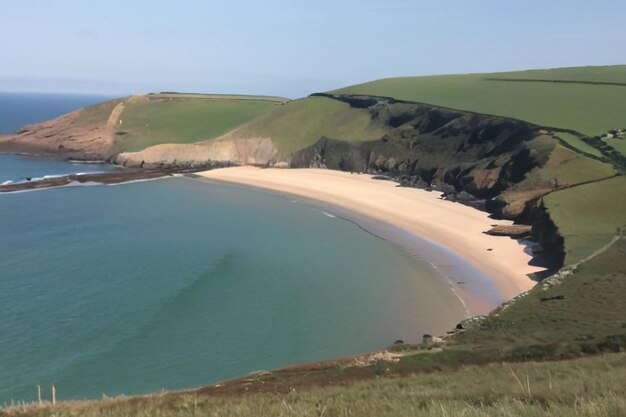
(103, 176, 173, 187)
(0, 180, 104, 194)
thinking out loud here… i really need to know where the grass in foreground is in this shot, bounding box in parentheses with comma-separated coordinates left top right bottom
(334, 66, 626, 138)
(2, 353, 624, 417)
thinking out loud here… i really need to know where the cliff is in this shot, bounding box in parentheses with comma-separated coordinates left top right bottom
(115, 134, 281, 168)
(0, 108, 120, 160)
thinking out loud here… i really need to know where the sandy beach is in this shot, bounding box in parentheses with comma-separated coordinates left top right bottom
(197, 167, 545, 315)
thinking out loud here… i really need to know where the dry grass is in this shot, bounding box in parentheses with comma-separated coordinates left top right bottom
(2, 353, 624, 417)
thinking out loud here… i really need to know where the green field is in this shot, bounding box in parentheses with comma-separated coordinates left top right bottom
(152, 93, 288, 102)
(71, 67, 626, 159)
(554, 132, 603, 158)
(519, 142, 615, 191)
(334, 66, 626, 138)
(116, 95, 285, 152)
(604, 137, 626, 156)
(485, 65, 626, 84)
(543, 176, 626, 265)
(74, 94, 286, 152)
(237, 96, 389, 154)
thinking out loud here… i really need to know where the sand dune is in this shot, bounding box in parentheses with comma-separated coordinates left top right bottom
(197, 167, 545, 314)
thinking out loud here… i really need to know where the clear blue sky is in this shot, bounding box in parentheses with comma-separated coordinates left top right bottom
(1, 0, 624, 98)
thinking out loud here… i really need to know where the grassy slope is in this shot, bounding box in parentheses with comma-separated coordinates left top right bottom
(604, 137, 626, 156)
(117, 95, 283, 152)
(237, 96, 389, 154)
(3, 354, 624, 417)
(486, 65, 626, 83)
(554, 132, 603, 158)
(452, 238, 626, 352)
(75, 98, 125, 126)
(520, 141, 615, 190)
(74, 94, 285, 153)
(334, 66, 626, 139)
(544, 176, 626, 265)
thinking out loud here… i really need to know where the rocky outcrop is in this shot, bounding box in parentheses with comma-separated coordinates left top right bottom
(291, 97, 542, 217)
(0, 110, 119, 160)
(528, 200, 566, 268)
(115, 135, 281, 168)
(484, 225, 532, 239)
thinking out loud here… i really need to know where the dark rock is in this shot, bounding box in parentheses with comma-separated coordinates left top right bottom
(540, 295, 565, 302)
(485, 225, 532, 239)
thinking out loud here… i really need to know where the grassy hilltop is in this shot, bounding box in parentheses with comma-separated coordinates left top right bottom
(80, 93, 288, 152)
(333, 66, 626, 137)
(5, 66, 625, 162)
(0, 93, 288, 159)
(233, 96, 388, 154)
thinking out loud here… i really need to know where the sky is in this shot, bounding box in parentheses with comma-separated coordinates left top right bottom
(1, 0, 625, 98)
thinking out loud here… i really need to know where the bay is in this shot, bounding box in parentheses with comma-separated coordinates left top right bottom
(0, 172, 465, 403)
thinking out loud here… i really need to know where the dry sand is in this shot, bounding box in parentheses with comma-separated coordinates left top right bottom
(197, 167, 545, 314)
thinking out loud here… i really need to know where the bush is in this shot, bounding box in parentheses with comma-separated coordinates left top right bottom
(506, 344, 559, 362)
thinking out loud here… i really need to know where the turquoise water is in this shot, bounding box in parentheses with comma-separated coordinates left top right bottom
(0, 92, 112, 134)
(0, 161, 466, 403)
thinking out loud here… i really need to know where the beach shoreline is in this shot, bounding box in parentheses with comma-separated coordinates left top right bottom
(196, 166, 545, 316)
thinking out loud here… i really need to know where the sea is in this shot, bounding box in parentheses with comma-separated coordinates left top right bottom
(0, 92, 113, 135)
(0, 93, 468, 404)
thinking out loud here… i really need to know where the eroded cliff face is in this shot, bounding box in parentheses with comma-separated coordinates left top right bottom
(115, 134, 281, 168)
(292, 95, 543, 217)
(0, 110, 120, 160)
